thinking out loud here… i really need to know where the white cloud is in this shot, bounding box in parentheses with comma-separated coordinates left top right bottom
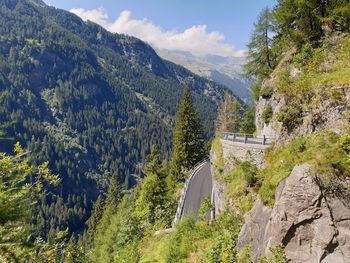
(70, 8, 245, 58)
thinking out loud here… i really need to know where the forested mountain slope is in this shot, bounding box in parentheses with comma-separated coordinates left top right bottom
(0, 0, 230, 238)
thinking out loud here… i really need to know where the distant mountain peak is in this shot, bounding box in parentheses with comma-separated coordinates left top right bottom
(156, 49, 252, 102)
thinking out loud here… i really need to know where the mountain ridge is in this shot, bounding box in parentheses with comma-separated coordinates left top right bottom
(0, 0, 234, 238)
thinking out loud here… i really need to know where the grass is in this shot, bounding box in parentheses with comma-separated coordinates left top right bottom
(211, 135, 224, 181)
(258, 131, 350, 206)
(138, 213, 243, 262)
(277, 35, 350, 107)
(223, 161, 258, 214)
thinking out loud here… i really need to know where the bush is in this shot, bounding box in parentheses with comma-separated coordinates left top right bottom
(262, 104, 273, 124)
(276, 104, 303, 131)
(258, 245, 287, 263)
(294, 43, 314, 66)
(240, 161, 258, 187)
(260, 86, 274, 99)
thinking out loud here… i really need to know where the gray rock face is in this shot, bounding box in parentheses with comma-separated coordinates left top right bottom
(255, 80, 350, 147)
(238, 164, 350, 263)
(237, 198, 272, 262)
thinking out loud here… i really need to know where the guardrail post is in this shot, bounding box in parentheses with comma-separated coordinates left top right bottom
(233, 134, 236, 141)
(244, 135, 247, 144)
(263, 135, 266, 145)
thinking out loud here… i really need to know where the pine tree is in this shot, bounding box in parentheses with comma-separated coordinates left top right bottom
(105, 174, 123, 213)
(244, 7, 277, 79)
(83, 195, 104, 250)
(170, 88, 205, 183)
(62, 236, 85, 263)
(145, 144, 162, 176)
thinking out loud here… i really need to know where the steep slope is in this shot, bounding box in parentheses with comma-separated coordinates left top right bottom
(224, 33, 350, 262)
(0, 0, 231, 237)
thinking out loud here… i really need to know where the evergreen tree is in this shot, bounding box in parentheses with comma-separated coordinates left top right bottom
(83, 195, 104, 250)
(244, 7, 277, 79)
(62, 236, 85, 263)
(144, 144, 162, 176)
(170, 88, 205, 182)
(240, 106, 256, 134)
(0, 143, 59, 261)
(105, 174, 123, 213)
(327, 0, 350, 31)
(274, 0, 327, 47)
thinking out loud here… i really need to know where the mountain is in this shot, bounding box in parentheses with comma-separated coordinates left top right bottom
(157, 49, 252, 103)
(0, 0, 232, 238)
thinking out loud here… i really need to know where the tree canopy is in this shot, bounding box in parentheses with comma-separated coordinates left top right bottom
(170, 88, 206, 183)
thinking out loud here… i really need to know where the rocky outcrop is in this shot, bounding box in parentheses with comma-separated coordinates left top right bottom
(238, 164, 350, 263)
(256, 85, 350, 147)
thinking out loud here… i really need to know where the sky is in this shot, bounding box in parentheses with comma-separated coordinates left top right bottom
(44, 0, 276, 58)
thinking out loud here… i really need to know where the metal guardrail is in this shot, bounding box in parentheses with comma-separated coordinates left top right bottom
(221, 132, 276, 146)
(173, 159, 209, 225)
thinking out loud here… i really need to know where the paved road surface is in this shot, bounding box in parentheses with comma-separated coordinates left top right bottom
(182, 161, 212, 218)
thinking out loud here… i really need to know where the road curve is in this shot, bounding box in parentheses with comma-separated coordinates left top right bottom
(182, 161, 212, 219)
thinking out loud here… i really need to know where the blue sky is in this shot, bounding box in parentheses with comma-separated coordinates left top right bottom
(45, 0, 276, 57)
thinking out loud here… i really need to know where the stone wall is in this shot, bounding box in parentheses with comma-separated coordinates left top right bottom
(221, 139, 268, 169)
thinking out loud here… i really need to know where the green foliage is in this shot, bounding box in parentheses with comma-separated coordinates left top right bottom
(258, 132, 350, 206)
(205, 212, 242, 262)
(237, 245, 253, 263)
(240, 106, 256, 134)
(144, 144, 162, 176)
(260, 86, 274, 99)
(134, 173, 165, 227)
(170, 88, 206, 183)
(244, 7, 278, 79)
(259, 245, 287, 263)
(83, 195, 104, 251)
(62, 236, 86, 263)
(0, 0, 225, 238)
(339, 133, 350, 154)
(262, 104, 274, 124)
(327, 0, 350, 31)
(212, 136, 225, 180)
(224, 161, 258, 214)
(199, 197, 214, 221)
(0, 143, 59, 261)
(250, 81, 262, 102)
(294, 43, 315, 66)
(276, 104, 303, 131)
(90, 194, 142, 263)
(274, 0, 325, 48)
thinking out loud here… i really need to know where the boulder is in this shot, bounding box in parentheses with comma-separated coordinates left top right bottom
(238, 164, 350, 262)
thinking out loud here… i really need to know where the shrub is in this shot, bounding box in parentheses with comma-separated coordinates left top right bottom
(260, 86, 274, 99)
(294, 43, 314, 66)
(262, 104, 273, 124)
(258, 245, 287, 263)
(199, 197, 214, 221)
(276, 104, 303, 131)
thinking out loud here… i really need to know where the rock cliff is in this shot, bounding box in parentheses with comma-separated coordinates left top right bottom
(238, 164, 350, 262)
(225, 34, 350, 262)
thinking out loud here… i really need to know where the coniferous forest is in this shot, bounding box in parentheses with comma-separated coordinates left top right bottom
(1, 0, 350, 262)
(0, 0, 230, 243)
